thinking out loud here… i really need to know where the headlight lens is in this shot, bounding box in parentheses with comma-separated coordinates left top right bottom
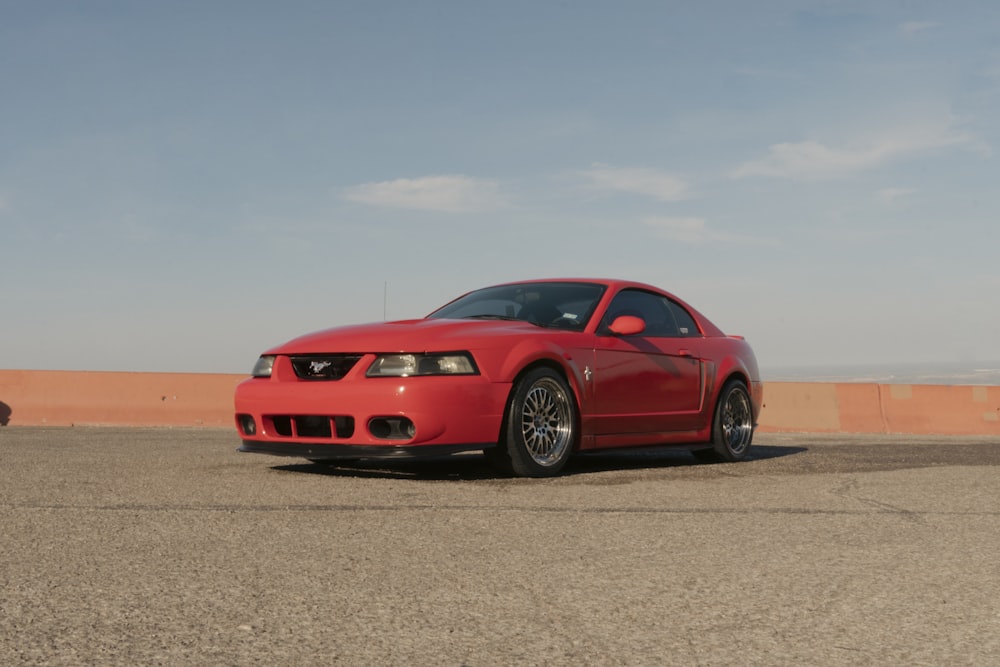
(366, 353, 477, 377)
(251, 355, 276, 378)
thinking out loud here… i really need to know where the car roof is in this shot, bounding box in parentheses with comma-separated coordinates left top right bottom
(490, 277, 658, 289)
(488, 277, 674, 296)
(481, 278, 725, 337)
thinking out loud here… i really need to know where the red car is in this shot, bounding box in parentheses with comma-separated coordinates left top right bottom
(235, 279, 762, 477)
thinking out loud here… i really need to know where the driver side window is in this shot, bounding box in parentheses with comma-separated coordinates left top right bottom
(601, 289, 699, 337)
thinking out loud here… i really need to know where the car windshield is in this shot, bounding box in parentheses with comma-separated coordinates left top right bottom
(427, 282, 607, 331)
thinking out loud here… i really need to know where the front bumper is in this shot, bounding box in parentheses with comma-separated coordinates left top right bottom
(234, 365, 511, 451)
(238, 440, 494, 460)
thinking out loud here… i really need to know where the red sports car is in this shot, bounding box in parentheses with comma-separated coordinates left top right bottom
(235, 279, 762, 477)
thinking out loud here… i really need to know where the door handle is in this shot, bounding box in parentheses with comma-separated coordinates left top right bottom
(678, 349, 693, 358)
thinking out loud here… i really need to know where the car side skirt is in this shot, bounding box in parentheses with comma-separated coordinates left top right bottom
(582, 429, 711, 450)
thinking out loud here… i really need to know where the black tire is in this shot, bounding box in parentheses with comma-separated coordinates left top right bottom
(482, 446, 513, 475)
(709, 379, 754, 462)
(490, 367, 578, 478)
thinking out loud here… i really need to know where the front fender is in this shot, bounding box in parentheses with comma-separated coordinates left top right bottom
(472, 338, 591, 414)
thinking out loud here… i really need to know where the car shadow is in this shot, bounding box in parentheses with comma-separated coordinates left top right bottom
(572, 444, 806, 473)
(746, 444, 809, 461)
(271, 445, 807, 481)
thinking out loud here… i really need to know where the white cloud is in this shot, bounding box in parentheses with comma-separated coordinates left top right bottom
(732, 120, 977, 181)
(642, 216, 775, 246)
(580, 164, 690, 202)
(877, 187, 917, 203)
(342, 175, 505, 213)
(900, 21, 938, 35)
(644, 217, 715, 243)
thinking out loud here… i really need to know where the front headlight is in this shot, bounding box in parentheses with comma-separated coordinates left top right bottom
(251, 355, 276, 378)
(366, 352, 478, 377)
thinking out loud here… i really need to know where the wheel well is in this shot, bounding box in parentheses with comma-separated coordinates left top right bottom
(511, 360, 581, 408)
(721, 371, 749, 390)
(712, 371, 749, 413)
(503, 360, 582, 446)
(715, 371, 755, 420)
(512, 359, 567, 386)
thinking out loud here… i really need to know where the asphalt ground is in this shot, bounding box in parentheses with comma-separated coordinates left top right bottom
(1, 428, 998, 666)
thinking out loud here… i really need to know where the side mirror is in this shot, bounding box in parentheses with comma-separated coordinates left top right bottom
(608, 315, 645, 336)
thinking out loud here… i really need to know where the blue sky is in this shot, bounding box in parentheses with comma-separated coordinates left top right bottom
(2, 1, 998, 375)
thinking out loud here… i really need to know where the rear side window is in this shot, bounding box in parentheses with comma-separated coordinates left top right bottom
(666, 300, 700, 337)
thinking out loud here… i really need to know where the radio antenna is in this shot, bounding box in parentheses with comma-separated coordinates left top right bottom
(383, 281, 388, 321)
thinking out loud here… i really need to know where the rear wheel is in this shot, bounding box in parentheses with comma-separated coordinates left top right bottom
(707, 379, 754, 462)
(489, 367, 577, 477)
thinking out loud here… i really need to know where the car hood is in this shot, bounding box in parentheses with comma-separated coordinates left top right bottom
(264, 318, 558, 355)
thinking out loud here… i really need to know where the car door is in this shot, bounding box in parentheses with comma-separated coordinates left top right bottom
(591, 289, 704, 436)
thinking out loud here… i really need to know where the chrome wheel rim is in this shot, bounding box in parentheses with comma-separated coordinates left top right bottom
(722, 388, 753, 455)
(520, 378, 573, 466)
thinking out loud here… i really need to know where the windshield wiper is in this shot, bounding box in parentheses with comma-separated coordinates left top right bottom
(462, 314, 523, 321)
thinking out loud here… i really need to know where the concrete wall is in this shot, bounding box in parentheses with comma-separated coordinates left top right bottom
(1, 370, 998, 435)
(0, 370, 244, 428)
(760, 382, 1000, 436)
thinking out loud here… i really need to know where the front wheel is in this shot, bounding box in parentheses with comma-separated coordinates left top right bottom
(490, 368, 577, 477)
(708, 379, 754, 462)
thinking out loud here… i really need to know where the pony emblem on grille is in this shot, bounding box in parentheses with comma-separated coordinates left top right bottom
(309, 360, 333, 375)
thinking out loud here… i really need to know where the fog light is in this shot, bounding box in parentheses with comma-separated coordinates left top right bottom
(238, 414, 256, 436)
(368, 417, 415, 440)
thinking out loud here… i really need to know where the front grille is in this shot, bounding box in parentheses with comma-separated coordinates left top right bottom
(269, 415, 355, 439)
(290, 354, 364, 380)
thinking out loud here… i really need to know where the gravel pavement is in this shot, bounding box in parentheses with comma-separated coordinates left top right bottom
(2, 427, 999, 666)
